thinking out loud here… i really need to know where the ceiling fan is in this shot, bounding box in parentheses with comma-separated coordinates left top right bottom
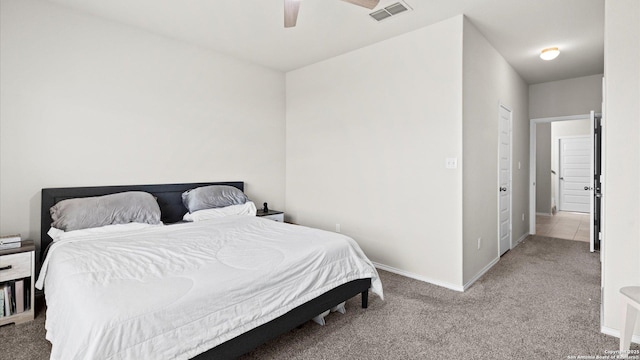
(284, 0, 380, 28)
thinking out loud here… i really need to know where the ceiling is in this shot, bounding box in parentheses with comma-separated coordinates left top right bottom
(46, 0, 604, 84)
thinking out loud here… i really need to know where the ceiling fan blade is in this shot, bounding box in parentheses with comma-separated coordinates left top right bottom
(340, 0, 380, 10)
(284, 0, 301, 28)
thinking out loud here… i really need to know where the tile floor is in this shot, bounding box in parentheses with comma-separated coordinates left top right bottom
(536, 211, 590, 242)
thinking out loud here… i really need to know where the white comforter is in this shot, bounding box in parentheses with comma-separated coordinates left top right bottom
(36, 216, 383, 360)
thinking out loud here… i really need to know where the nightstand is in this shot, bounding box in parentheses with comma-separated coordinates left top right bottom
(256, 209, 284, 222)
(0, 240, 35, 326)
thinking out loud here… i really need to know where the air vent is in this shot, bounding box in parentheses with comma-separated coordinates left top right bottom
(370, 9, 392, 21)
(369, 1, 412, 22)
(385, 2, 408, 15)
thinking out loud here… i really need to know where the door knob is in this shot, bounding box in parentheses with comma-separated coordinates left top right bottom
(499, 187, 507, 192)
(560, 177, 564, 180)
(584, 186, 593, 191)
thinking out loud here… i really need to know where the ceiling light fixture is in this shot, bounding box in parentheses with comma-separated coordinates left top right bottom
(540, 47, 560, 61)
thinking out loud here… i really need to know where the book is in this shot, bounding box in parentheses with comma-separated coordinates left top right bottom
(0, 234, 21, 245)
(8, 282, 15, 315)
(24, 279, 31, 311)
(15, 280, 24, 313)
(3, 284, 11, 316)
(0, 285, 4, 318)
(0, 242, 21, 251)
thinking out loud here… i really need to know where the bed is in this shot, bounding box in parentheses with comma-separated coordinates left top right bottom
(37, 182, 382, 359)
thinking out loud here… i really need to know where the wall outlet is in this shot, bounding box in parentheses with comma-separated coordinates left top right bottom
(445, 157, 458, 169)
(477, 237, 482, 250)
(335, 224, 341, 233)
(522, 213, 525, 221)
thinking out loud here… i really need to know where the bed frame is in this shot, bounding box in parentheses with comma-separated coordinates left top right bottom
(41, 181, 371, 359)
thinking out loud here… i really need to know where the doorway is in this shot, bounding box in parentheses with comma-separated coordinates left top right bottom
(529, 113, 602, 252)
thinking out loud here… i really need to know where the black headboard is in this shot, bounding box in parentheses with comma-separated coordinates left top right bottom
(40, 181, 244, 262)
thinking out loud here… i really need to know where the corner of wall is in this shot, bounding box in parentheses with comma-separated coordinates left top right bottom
(461, 16, 530, 287)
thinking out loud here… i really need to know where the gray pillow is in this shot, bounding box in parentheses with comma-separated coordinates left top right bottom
(50, 191, 161, 231)
(182, 185, 248, 213)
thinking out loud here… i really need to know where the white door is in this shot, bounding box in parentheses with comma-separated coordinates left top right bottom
(559, 136, 591, 213)
(498, 105, 512, 256)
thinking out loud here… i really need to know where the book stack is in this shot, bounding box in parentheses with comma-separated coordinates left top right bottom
(0, 279, 30, 318)
(0, 234, 21, 251)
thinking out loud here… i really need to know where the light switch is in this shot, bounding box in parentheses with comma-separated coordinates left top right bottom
(445, 157, 458, 169)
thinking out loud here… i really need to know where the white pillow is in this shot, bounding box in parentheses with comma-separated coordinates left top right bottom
(48, 222, 162, 242)
(183, 201, 257, 222)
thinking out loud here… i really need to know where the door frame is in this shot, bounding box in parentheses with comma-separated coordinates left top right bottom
(528, 114, 590, 234)
(498, 103, 513, 255)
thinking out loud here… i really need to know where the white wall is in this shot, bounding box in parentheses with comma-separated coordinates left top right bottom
(286, 16, 464, 289)
(551, 119, 591, 210)
(602, 0, 640, 338)
(529, 75, 602, 215)
(529, 74, 603, 119)
(535, 123, 552, 214)
(0, 0, 286, 258)
(461, 18, 529, 285)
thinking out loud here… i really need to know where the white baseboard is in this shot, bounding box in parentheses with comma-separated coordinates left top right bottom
(463, 257, 499, 291)
(536, 212, 553, 216)
(461, 233, 528, 291)
(373, 262, 464, 292)
(513, 233, 529, 247)
(601, 325, 640, 344)
(373, 236, 525, 293)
